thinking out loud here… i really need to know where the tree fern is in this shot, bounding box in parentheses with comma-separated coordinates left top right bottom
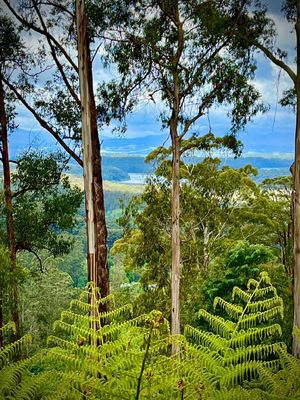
(0, 277, 299, 399)
(185, 272, 285, 391)
(0, 322, 32, 370)
(0, 285, 206, 399)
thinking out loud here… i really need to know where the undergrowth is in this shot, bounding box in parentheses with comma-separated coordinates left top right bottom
(0, 273, 299, 399)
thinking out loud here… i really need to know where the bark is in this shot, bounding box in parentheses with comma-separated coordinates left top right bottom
(169, 1, 183, 355)
(0, 75, 20, 337)
(258, 1, 300, 358)
(76, 0, 109, 314)
(292, 1, 300, 358)
(203, 225, 210, 270)
(171, 121, 180, 354)
(0, 295, 3, 347)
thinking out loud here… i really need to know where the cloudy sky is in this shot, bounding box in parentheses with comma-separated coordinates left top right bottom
(10, 0, 296, 157)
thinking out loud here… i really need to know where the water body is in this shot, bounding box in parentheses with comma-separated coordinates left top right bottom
(121, 173, 150, 185)
(121, 168, 291, 185)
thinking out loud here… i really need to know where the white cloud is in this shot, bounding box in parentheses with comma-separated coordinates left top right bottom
(269, 12, 295, 58)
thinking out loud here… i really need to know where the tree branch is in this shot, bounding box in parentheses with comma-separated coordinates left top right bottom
(256, 42, 297, 85)
(32, 1, 81, 107)
(179, 78, 230, 140)
(2, 76, 83, 167)
(3, 0, 79, 73)
(0, 158, 18, 165)
(26, 248, 44, 272)
(40, 1, 74, 18)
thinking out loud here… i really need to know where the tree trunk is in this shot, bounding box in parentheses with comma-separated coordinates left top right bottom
(0, 294, 3, 347)
(76, 0, 109, 314)
(293, 0, 300, 358)
(0, 76, 19, 337)
(171, 121, 180, 354)
(203, 225, 210, 270)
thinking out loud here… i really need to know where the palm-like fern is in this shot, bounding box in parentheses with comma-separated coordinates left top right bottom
(185, 272, 286, 393)
(0, 275, 299, 399)
(0, 284, 206, 399)
(0, 322, 32, 369)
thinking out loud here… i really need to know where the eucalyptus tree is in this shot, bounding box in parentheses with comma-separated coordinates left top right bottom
(244, 0, 300, 357)
(1, 0, 110, 306)
(97, 0, 264, 348)
(0, 150, 83, 340)
(0, 15, 28, 336)
(112, 158, 263, 327)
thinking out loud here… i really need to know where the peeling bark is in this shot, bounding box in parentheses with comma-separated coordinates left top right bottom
(171, 120, 180, 354)
(76, 0, 109, 315)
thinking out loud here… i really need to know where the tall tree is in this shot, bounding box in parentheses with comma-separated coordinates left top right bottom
(112, 158, 286, 327)
(246, 0, 300, 357)
(1, 1, 109, 301)
(0, 15, 27, 337)
(0, 76, 18, 335)
(97, 0, 264, 351)
(0, 150, 83, 343)
(76, 0, 109, 312)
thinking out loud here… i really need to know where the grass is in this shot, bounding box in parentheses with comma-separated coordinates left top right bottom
(66, 174, 144, 194)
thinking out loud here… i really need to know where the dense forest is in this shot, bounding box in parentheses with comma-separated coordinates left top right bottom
(0, 0, 300, 399)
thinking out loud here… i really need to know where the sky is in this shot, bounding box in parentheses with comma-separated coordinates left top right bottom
(7, 0, 297, 158)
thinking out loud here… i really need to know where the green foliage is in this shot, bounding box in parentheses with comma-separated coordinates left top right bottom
(0, 151, 84, 262)
(0, 286, 205, 399)
(20, 267, 76, 352)
(0, 14, 27, 76)
(111, 158, 289, 325)
(185, 271, 299, 398)
(202, 241, 275, 306)
(0, 274, 299, 399)
(0, 244, 25, 330)
(0, 322, 31, 368)
(97, 0, 265, 140)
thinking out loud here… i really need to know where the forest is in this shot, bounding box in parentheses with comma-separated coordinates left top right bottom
(0, 0, 300, 399)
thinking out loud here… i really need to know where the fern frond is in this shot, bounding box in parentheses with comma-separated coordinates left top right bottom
(0, 334, 32, 368)
(0, 321, 16, 335)
(99, 303, 133, 320)
(0, 356, 36, 397)
(224, 343, 286, 366)
(232, 286, 251, 302)
(247, 278, 259, 289)
(247, 297, 283, 313)
(198, 309, 235, 338)
(238, 306, 284, 329)
(229, 324, 282, 348)
(220, 361, 261, 388)
(187, 344, 225, 375)
(259, 271, 272, 285)
(184, 325, 228, 353)
(53, 319, 98, 342)
(213, 297, 243, 319)
(275, 342, 300, 370)
(70, 298, 92, 313)
(252, 286, 277, 299)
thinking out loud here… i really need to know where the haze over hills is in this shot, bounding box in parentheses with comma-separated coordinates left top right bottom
(9, 128, 294, 158)
(8, 128, 293, 183)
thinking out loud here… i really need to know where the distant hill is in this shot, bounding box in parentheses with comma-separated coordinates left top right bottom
(9, 128, 294, 158)
(8, 128, 293, 182)
(9, 128, 168, 158)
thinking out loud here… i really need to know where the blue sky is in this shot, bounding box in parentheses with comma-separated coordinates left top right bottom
(10, 0, 296, 158)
